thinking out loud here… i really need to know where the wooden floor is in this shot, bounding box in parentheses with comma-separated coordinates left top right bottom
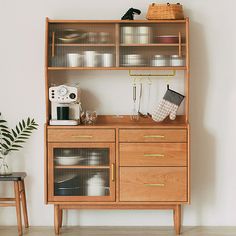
(1, 227, 236, 236)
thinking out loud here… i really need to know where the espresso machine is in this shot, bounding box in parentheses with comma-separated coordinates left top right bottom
(49, 85, 82, 125)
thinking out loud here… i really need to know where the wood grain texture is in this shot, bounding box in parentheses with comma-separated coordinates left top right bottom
(120, 167, 187, 202)
(48, 129, 115, 142)
(174, 204, 181, 234)
(120, 143, 187, 167)
(14, 181, 22, 236)
(119, 129, 187, 143)
(19, 180, 29, 228)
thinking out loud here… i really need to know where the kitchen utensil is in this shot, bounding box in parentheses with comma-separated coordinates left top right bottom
(86, 173, 106, 196)
(137, 83, 142, 114)
(54, 172, 78, 184)
(151, 55, 170, 67)
(99, 32, 110, 43)
(122, 26, 134, 44)
(67, 53, 82, 67)
(136, 26, 151, 44)
(85, 111, 97, 125)
(84, 51, 98, 67)
(55, 156, 84, 166)
(87, 32, 98, 43)
(170, 55, 185, 66)
(58, 29, 87, 43)
(88, 151, 102, 165)
(55, 186, 81, 196)
(124, 54, 143, 66)
(130, 82, 139, 120)
(101, 53, 113, 67)
(156, 35, 179, 44)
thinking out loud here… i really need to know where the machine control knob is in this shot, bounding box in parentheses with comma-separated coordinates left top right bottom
(58, 86, 68, 96)
(69, 93, 76, 99)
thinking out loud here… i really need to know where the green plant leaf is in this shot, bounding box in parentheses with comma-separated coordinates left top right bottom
(15, 140, 25, 143)
(8, 148, 19, 152)
(16, 125, 20, 134)
(0, 125, 8, 129)
(27, 117, 30, 126)
(3, 133, 14, 142)
(19, 122, 23, 131)
(0, 120, 7, 123)
(0, 143, 9, 150)
(11, 129, 17, 138)
(1, 128, 10, 134)
(22, 119, 26, 128)
(2, 138, 11, 146)
(12, 144, 23, 148)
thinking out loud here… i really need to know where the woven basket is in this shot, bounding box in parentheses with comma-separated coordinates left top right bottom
(146, 3, 184, 20)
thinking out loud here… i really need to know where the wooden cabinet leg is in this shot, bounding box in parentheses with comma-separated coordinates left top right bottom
(54, 205, 60, 234)
(59, 209, 63, 228)
(20, 180, 29, 228)
(173, 204, 181, 235)
(14, 181, 22, 236)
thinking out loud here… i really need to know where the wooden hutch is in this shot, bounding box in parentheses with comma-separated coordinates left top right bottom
(44, 18, 190, 234)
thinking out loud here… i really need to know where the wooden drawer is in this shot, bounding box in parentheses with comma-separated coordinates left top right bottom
(48, 129, 115, 142)
(119, 129, 187, 143)
(120, 143, 187, 167)
(120, 167, 187, 202)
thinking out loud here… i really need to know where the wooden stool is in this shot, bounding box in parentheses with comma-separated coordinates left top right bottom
(0, 172, 29, 236)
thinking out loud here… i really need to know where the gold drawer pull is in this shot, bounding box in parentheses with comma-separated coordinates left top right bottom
(111, 164, 115, 181)
(144, 154, 164, 157)
(144, 183, 165, 187)
(71, 135, 93, 138)
(143, 135, 165, 138)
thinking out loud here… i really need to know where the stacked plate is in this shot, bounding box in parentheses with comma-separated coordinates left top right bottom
(58, 29, 87, 43)
(55, 156, 85, 166)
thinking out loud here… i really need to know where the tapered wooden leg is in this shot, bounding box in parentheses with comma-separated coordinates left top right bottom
(54, 205, 60, 234)
(20, 180, 29, 228)
(14, 181, 22, 236)
(59, 209, 63, 228)
(173, 204, 181, 235)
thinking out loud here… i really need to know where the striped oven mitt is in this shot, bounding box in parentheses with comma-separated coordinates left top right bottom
(152, 85, 185, 122)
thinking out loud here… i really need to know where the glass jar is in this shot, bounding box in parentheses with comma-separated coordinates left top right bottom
(0, 152, 12, 176)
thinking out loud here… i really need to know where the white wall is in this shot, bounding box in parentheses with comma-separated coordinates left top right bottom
(0, 0, 236, 226)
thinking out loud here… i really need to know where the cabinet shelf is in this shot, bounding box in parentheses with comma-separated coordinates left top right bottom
(55, 43, 115, 47)
(55, 165, 110, 169)
(120, 43, 186, 47)
(48, 66, 186, 71)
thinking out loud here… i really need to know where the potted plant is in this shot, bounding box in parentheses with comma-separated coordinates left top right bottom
(0, 113, 38, 175)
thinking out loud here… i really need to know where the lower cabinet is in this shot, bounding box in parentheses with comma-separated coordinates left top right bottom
(47, 142, 116, 202)
(47, 128, 188, 203)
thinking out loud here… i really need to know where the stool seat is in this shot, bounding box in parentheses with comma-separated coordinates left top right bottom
(0, 172, 28, 236)
(0, 172, 27, 181)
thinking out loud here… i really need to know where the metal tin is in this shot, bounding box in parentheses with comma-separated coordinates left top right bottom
(170, 55, 185, 66)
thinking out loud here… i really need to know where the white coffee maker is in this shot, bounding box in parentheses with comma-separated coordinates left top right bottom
(49, 85, 82, 126)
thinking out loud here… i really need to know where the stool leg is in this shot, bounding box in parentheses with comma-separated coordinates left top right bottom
(20, 180, 29, 228)
(14, 181, 22, 236)
(54, 205, 60, 234)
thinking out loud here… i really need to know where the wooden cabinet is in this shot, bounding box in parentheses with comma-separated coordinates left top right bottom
(120, 167, 187, 202)
(45, 18, 190, 235)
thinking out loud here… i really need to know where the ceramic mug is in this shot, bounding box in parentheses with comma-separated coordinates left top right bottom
(84, 51, 98, 67)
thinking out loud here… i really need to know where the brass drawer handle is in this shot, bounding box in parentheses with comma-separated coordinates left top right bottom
(144, 154, 165, 157)
(143, 135, 165, 138)
(111, 164, 115, 181)
(144, 183, 165, 187)
(71, 135, 93, 138)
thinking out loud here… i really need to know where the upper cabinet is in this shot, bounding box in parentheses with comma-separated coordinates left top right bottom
(46, 19, 189, 70)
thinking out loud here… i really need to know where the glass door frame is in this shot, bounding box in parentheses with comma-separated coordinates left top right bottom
(48, 142, 115, 202)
